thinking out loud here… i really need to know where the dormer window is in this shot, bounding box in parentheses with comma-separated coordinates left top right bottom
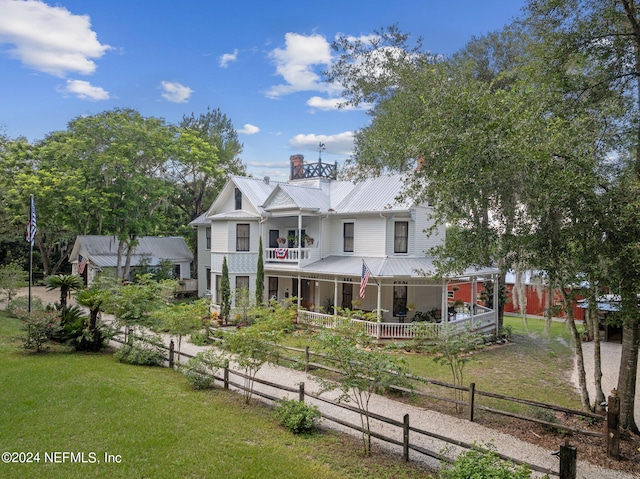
(394, 221, 408, 254)
(234, 188, 242, 210)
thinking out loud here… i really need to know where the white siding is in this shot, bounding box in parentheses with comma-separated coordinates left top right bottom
(414, 206, 445, 255)
(355, 216, 386, 256)
(211, 222, 228, 253)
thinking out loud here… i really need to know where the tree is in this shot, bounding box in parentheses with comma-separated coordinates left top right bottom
(255, 236, 264, 306)
(0, 262, 27, 308)
(154, 299, 209, 360)
(315, 322, 410, 456)
(220, 256, 231, 324)
(44, 274, 83, 310)
(522, 0, 640, 433)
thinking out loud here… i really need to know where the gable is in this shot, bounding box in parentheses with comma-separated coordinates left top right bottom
(262, 188, 297, 210)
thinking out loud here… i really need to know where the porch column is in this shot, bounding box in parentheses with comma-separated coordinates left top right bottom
(298, 213, 302, 259)
(471, 277, 477, 319)
(376, 282, 382, 339)
(297, 274, 302, 310)
(442, 279, 449, 324)
(493, 273, 499, 335)
(334, 277, 339, 317)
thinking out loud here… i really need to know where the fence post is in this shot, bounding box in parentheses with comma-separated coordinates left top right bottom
(606, 389, 620, 460)
(223, 365, 229, 390)
(403, 414, 410, 462)
(299, 382, 305, 403)
(304, 346, 310, 373)
(558, 440, 577, 479)
(468, 382, 476, 422)
(168, 340, 175, 369)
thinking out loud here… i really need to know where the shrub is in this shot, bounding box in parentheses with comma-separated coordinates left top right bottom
(273, 398, 321, 434)
(178, 352, 222, 390)
(17, 310, 60, 352)
(114, 332, 166, 366)
(7, 296, 44, 318)
(189, 330, 213, 346)
(440, 444, 546, 479)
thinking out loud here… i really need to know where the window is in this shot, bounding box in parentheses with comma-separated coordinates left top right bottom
(268, 277, 278, 300)
(236, 276, 250, 305)
(394, 221, 408, 254)
(393, 281, 408, 316)
(268, 230, 280, 248)
(234, 188, 242, 210)
(236, 224, 250, 251)
(206, 268, 212, 292)
(341, 280, 353, 309)
(447, 291, 454, 299)
(287, 229, 305, 248)
(205, 227, 211, 250)
(343, 222, 354, 253)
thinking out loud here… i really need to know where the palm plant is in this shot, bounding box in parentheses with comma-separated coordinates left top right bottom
(44, 274, 84, 310)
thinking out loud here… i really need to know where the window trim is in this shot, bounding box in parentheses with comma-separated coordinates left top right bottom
(236, 223, 250, 252)
(394, 221, 409, 254)
(343, 222, 354, 253)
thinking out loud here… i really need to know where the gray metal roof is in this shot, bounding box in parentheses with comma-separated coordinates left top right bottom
(72, 236, 193, 268)
(293, 255, 498, 279)
(211, 173, 416, 219)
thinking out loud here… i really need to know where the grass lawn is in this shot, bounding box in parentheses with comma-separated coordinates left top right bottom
(279, 315, 582, 412)
(0, 314, 430, 479)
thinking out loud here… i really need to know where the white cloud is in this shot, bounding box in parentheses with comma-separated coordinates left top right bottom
(60, 79, 109, 100)
(219, 49, 238, 68)
(289, 131, 354, 156)
(0, 0, 111, 77)
(238, 124, 260, 135)
(266, 32, 339, 98)
(160, 81, 193, 103)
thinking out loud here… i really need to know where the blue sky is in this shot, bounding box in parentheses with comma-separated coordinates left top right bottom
(0, 0, 526, 180)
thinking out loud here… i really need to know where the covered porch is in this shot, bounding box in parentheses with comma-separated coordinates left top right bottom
(264, 256, 500, 340)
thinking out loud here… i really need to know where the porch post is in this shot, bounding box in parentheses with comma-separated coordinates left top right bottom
(376, 282, 382, 339)
(471, 276, 477, 319)
(442, 279, 449, 323)
(297, 274, 302, 310)
(493, 273, 499, 335)
(298, 213, 302, 259)
(334, 277, 339, 317)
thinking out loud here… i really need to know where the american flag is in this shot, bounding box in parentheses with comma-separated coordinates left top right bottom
(359, 261, 371, 299)
(78, 254, 88, 275)
(26, 195, 37, 245)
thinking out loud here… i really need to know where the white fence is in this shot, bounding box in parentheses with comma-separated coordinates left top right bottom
(297, 309, 497, 340)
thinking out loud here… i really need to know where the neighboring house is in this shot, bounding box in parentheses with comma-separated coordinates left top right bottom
(191, 155, 499, 333)
(69, 235, 194, 289)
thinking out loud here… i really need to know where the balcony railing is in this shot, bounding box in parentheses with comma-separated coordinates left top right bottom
(265, 247, 320, 264)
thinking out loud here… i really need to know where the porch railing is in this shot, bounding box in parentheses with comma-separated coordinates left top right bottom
(297, 309, 497, 340)
(265, 247, 320, 264)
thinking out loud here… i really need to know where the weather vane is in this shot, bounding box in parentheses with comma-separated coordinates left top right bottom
(318, 142, 325, 161)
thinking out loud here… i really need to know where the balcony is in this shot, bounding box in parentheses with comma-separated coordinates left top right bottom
(265, 247, 320, 266)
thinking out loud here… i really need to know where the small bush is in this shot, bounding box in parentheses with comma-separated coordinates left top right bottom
(16, 310, 61, 352)
(178, 353, 220, 390)
(273, 398, 321, 434)
(8, 296, 44, 318)
(440, 444, 545, 479)
(189, 330, 213, 346)
(114, 333, 166, 366)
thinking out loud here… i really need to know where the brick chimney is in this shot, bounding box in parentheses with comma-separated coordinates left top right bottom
(289, 154, 304, 180)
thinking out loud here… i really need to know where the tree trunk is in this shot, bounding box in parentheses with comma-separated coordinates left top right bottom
(562, 289, 591, 411)
(116, 240, 124, 279)
(617, 314, 639, 433)
(587, 294, 606, 412)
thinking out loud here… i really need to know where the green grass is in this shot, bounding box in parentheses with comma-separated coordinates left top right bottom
(277, 316, 581, 413)
(0, 314, 430, 479)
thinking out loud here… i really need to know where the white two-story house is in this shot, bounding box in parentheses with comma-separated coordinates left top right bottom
(191, 155, 499, 335)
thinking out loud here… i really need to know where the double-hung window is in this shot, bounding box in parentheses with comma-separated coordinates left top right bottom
(394, 221, 408, 254)
(236, 224, 250, 251)
(343, 222, 354, 253)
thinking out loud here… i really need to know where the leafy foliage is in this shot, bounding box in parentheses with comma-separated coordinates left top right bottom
(439, 444, 543, 479)
(0, 262, 27, 307)
(273, 398, 321, 434)
(16, 310, 60, 352)
(114, 332, 166, 366)
(315, 322, 411, 456)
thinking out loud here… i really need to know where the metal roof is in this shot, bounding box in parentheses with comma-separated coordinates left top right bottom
(333, 175, 414, 213)
(72, 236, 193, 268)
(293, 255, 498, 279)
